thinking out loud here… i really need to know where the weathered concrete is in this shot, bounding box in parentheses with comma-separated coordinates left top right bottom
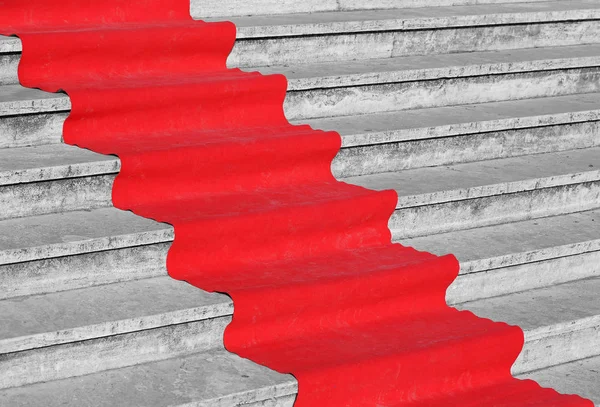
(230, 21, 600, 67)
(0, 85, 70, 117)
(0, 276, 231, 354)
(286, 68, 600, 121)
(312, 92, 600, 147)
(403, 209, 600, 274)
(0, 53, 19, 85)
(347, 147, 600, 207)
(0, 112, 66, 149)
(0, 175, 115, 219)
(266, 44, 600, 91)
(334, 120, 600, 177)
(0, 144, 118, 186)
(459, 277, 600, 374)
(224, 1, 600, 38)
(0, 349, 297, 407)
(0, 242, 170, 300)
(520, 356, 600, 406)
(0, 316, 230, 389)
(194, 0, 555, 18)
(0, 207, 173, 266)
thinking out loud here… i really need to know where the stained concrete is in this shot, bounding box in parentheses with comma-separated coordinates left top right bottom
(195, 0, 555, 18)
(520, 356, 600, 406)
(231, 21, 600, 67)
(0, 316, 231, 389)
(312, 92, 600, 147)
(459, 277, 600, 374)
(0, 276, 232, 353)
(0, 349, 297, 407)
(0, 242, 171, 300)
(0, 207, 173, 265)
(0, 85, 70, 116)
(0, 112, 66, 149)
(263, 44, 600, 91)
(0, 144, 118, 186)
(403, 209, 600, 274)
(224, 1, 600, 38)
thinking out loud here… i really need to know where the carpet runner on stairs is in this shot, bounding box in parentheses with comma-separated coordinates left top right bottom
(1, 1, 593, 405)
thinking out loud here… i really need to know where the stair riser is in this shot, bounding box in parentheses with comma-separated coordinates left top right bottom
(235, 396, 295, 407)
(0, 317, 230, 390)
(391, 181, 600, 239)
(230, 21, 600, 67)
(195, 0, 552, 18)
(334, 121, 600, 177)
(0, 175, 115, 220)
(0, 53, 18, 85)
(0, 243, 170, 300)
(513, 321, 600, 374)
(449, 250, 600, 304)
(286, 68, 600, 121)
(0, 113, 65, 149)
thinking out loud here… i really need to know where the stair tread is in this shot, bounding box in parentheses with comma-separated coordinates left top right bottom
(312, 93, 600, 147)
(0, 207, 172, 266)
(520, 356, 600, 405)
(0, 35, 20, 53)
(402, 209, 600, 274)
(459, 276, 600, 336)
(262, 43, 600, 90)
(219, 0, 600, 38)
(0, 348, 297, 407)
(0, 276, 231, 353)
(0, 84, 70, 116)
(345, 147, 600, 208)
(0, 143, 118, 186)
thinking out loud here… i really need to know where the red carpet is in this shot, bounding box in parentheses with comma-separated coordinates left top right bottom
(1, 1, 593, 405)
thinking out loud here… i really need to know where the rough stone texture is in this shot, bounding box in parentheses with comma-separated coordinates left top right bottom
(449, 250, 600, 304)
(459, 277, 600, 374)
(0, 112, 66, 149)
(403, 209, 600, 274)
(312, 93, 600, 147)
(346, 147, 600, 207)
(0, 242, 171, 300)
(0, 349, 297, 407)
(285, 68, 600, 121)
(225, 1, 600, 38)
(230, 21, 600, 67)
(520, 356, 600, 406)
(194, 0, 555, 18)
(0, 85, 70, 116)
(0, 53, 19, 85)
(391, 181, 600, 239)
(0, 174, 115, 220)
(334, 121, 600, 177)
(0, 317, 231, 389)
(0, 207, 173, 265)
(0, 144, 118, 186)
(267, 44, 600, 91)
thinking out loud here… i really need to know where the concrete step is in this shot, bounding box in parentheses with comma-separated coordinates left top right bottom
(403, 209, 600, 303)
(519, 355, 600, 406)
(196, 0, 554, 18)
(348, 147, 600, 238)
(329, 93, 600, 177)
(0, 276, 232, 389)
(0, 207, 172, 299)
(4, 2, 600, 68)
(0, 349, 297, 407)
(222, 0, 600, 67)
(0, 144, 118, 219)
(5, 46, 600, 120)
(460, 276, 600, 375)
(279, 44, 600, 120)
(3, 275, 598, 405)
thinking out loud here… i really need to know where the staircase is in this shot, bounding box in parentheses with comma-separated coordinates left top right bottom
(0, 0, 599, 405)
